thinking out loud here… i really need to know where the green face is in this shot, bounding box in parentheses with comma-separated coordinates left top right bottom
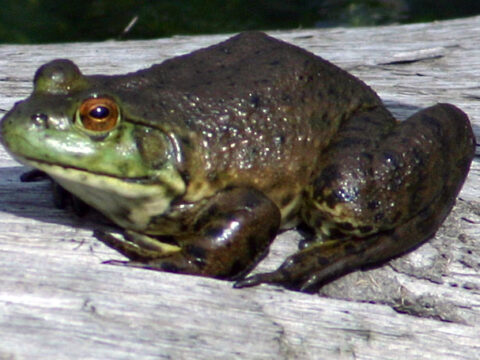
(1, 59, 185, 230)
(4, 60, 152, 177)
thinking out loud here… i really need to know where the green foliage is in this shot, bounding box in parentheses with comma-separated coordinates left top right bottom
(0, 0, 479, 43)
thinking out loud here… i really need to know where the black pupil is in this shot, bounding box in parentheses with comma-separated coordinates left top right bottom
(89, 106, 109, 119)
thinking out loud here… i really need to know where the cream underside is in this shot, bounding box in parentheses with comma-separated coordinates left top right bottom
(26, 160, 177, 231)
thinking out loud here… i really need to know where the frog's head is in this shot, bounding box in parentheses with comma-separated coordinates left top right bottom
(0, 59, 186, 224)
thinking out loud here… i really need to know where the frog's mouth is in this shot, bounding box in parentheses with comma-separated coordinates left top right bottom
(23, 157, 178, 200)
(14, 152, 184, 191)
(20, 155, 153, 183)
(17, 156, 185, 231)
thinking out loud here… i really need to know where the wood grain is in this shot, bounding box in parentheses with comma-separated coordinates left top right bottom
(1, 16, 480, 360)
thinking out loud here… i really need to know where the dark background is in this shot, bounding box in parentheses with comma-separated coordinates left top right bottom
(1, 0, 479, 43)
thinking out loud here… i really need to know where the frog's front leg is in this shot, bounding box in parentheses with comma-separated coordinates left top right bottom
(96, 187, 281, 280)
(236, 104, 475, 292)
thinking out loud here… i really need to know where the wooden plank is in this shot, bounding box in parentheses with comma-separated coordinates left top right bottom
(1, 16, 480, 360)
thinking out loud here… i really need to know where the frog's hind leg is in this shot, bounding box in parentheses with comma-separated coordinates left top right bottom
(235, 192, 451, 292)
(235, 104, 475, 292)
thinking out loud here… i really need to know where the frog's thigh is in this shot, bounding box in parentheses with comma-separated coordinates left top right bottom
(98, 187, 281, 279)
(236, 104, 474, 291)
(237, 194, 448, 292)
(307, 103, 474, 237)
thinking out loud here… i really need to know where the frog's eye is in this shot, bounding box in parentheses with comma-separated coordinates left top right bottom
(78, 97, 119, 132)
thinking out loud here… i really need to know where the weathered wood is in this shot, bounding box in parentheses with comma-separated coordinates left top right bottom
(1, 16, 480, 360)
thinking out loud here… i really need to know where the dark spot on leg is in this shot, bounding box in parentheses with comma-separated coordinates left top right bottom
(329, 228, 349, 239)
(374, 212, 385, 222)
(392, 211, 402, 223)
(249, 94, 260, 107)
(325, 193, 339, 209)
(206, 204, 220, 218)
(314, 215, 324, 229)
(338, 222, 354, 231)
(158, 235, 177, 244)
(343, 242, 357, 255)
(192, 220, 203, 232)
(360, 151, 373, 161)
(204, 226, 225, 239)
(180, 135, 192, 148)
(179, 222, 189, 232)
(297, 222, 315, 239)
(160, 262, 180, 273)
(314, 165, 339, 198)
(359, 225, 373, 234)
(368, 200, 379, 210)
(317, 256, 330, 266)
(301, 208, 312, 224)
(186, 245, 207, 264)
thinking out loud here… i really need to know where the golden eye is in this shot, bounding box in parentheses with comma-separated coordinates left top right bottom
(78, 97, 119, 132)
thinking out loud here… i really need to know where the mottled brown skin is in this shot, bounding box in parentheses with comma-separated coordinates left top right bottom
(238, 103, 475, 291)
(1, 32, 475, 292)
(104, 31, 383, 205)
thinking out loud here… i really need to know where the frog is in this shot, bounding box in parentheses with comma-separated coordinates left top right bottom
(0, 31, 475, 292)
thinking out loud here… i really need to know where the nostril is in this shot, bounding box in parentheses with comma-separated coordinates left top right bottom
(31, 113, 49, 127)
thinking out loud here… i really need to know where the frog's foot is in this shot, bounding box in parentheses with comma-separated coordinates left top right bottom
(96, 230, 190, 272)
(235, 235, 385, 292)
(95, 187, 281, 279)
(95, 230, 182, 261)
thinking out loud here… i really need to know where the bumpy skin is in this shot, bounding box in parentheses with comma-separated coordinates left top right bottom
(237, 104, 475, 291)
(0, 32, 475, 292)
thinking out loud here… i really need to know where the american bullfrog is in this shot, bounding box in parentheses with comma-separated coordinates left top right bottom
(0, 32, 475, 292)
